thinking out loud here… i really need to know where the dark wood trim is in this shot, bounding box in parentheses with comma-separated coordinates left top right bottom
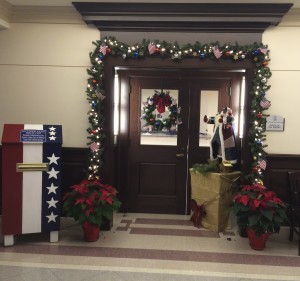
(264, 154, 300, 204)
(72, 2, 293, 33)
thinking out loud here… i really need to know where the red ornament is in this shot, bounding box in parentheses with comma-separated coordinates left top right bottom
(106, 48, 111, 54)
(252, 167, 259, 173)
(155, 48, 160, 53)
(225, 51, 231, 57)
(257, 112, 263, 118)
(92, 79, 97, 84)
(262, 61, 268, 66)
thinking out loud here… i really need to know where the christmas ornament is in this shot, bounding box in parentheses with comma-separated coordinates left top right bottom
(212, 46, 222, 59)
(100, 45, 108, 55)
(148, 43, 156, 54)
(260, 97, 271, 109)
(258, 159, 267, 170)
(95, 89, 106, 100)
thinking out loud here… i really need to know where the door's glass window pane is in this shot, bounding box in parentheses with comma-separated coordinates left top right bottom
(140, 89, 178, 146)
(199, 90, 219, 147)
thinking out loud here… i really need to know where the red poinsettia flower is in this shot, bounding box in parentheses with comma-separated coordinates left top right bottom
(232, 183, 287, 237)
(234, 194, 250, 206)
(73, 184, 89, 195)
(63, 179, 121, 226)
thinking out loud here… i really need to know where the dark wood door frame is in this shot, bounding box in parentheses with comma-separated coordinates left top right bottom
(103, 57, 254, 212)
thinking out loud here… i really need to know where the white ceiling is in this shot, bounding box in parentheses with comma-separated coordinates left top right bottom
(5, 0, 300, 8)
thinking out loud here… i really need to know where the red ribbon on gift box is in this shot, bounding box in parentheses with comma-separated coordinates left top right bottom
(190, 199, 206, 228)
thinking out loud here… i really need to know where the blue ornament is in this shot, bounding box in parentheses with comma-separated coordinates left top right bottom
(133, 51, 139, 58)
(98, 53, 103, 59)
(254, 49, 260, 55)
(262, 91, 266, 97)
(154, 120, 161, 127)
(200, 53, 205, 59)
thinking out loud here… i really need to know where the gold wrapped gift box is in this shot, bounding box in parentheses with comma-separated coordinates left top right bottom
(190, 169, 241, 232)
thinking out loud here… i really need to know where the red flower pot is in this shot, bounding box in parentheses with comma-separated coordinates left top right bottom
(247, 228, 270, 250)
(82, 222, 100, 242)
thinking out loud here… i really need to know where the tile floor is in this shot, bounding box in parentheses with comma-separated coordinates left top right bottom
(0, 212, 299, 281)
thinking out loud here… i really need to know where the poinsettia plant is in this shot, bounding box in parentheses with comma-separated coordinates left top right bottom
(63, 180, 121, 226)
(232, 183, 288, 237)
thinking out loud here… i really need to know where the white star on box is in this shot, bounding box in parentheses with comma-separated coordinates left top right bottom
(49, 131, 56, 136)
(49, 136, 56, 141)
(47, 197, 58, 209)
(46, 212, 58, 223)
(47, 167, 59, 179)
(47, 153, 60, 165)
(49, 126, 56, 131)
(46, 183, 59, 194)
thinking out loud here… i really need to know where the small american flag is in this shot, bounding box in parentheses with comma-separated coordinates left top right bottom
(90, 142, 99, 152)
(212, 46, 223, 59)
(258, 159, 267, 170)
(260, 98, 271, 109)
(100, 45, 107, 56)
(148, 43, 156, 55)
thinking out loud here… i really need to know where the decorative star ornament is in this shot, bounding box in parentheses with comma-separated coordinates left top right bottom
(46, 212, 58, 223)
(46, 183, 59, 194)
(46, 197, 58, 209)
(47, 153, 60, 165)
(47, 167, 59, 179)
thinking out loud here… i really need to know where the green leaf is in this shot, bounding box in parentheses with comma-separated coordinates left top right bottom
(248, 213, 261, 227)
(261, 209, 273, 221)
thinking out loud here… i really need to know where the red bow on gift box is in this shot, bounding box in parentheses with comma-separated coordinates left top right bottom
(190, 199, 206, 228)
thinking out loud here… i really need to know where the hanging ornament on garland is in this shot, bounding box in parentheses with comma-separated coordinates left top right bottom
(140, 90, 182, 132)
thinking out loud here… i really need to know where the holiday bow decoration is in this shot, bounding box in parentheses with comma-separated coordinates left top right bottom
(190, 199, 206, 229)
(153, 90, 172, 114)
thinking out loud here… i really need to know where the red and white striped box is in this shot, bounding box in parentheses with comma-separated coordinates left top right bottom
(1, 124, 62, 245)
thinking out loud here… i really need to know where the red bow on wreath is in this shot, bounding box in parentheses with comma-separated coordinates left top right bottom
(153, 93, 172, 114)
(190, 199, 206, 228)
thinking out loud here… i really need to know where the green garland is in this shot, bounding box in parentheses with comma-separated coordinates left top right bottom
(86, 36, 271, 184)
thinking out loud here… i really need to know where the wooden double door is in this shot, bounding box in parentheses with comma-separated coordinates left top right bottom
(119, 70, 243, 214)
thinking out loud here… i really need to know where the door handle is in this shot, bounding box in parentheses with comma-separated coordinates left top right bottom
(176, 153, 185, 158)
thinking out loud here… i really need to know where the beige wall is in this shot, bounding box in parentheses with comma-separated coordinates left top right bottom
(263, 26, 300, 154)
(0, 23, 99, 147)
(0, 16, 299, 154)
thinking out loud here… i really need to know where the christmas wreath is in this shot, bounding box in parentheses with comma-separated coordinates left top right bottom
(140, 90, 181, 131)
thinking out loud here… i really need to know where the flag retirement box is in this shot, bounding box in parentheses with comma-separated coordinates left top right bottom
(1, 124, 62, 246)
